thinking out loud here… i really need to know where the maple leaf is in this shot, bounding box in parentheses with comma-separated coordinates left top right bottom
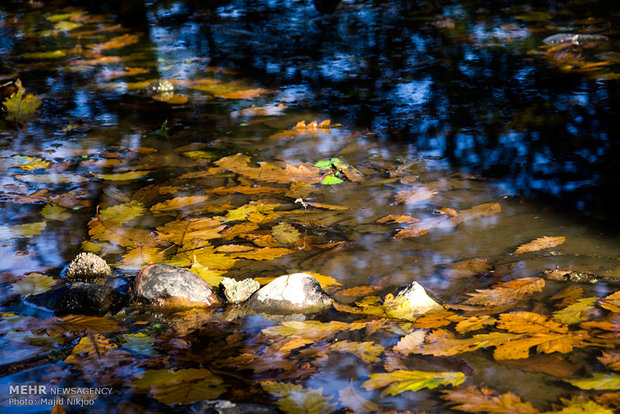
(564, 373, 620, 390)
(41, 204, 72, 221)
(333, 296, 389, 318)
(598, 351, 620, 371)
(394, 185, 438, 205)
(442, 258, 491, 279)
(3, 86, 41, 119)
(458, 277, 545, 309)
(514, 236, 566, 254)
(262, 320, 366, 340)
(454, 315, 496, 334)
(261, 381, 337, 414)
(156, 217, 225, 245)
(545, 396, 614, 414)
(150, 196, 210, 213)
(441, 385, 539, 414)
(54, 315, 126, 333)
(132, 368, 226, 405)
(362, 370, 465, 396)
(413, 310, 464, 329)
(65, 334, 117, 360)
(119, 246, 164, 269)
(10, 273, 56, 296)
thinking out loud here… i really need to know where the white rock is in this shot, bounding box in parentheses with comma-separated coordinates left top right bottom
(251, 273, 332, 314)
(221, 277, 260, 304)
(384, 281, 444, 320)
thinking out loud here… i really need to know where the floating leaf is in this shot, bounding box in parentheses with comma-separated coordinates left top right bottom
(272, 222, 301, 245)
(20, 50, 66, 59)
(89, 34, 140, 54)
(553, 297, 597, 324)
(0, 222, 46, 240)
(157, 217, 225, 245)
(3, 87, 41, 118)
(151, 94, 189, 104)
(10, 273, 55, 296)
(514, 236, 566, 254)
(330, 340, 383, 363)
(132, 368, 226, 405)
(151, 196, 210, 213)
(54, 314, 126, 333)
(362, 370, 465, 396)
(189, 260, 227, 286)
(564, 373, 620, 391)
(41, 204, 72, 221)
(263, 320, 366, 340)
(229, 247, 293, 261)
(99, 201, 146, 222)
(442, 385, 538, 414)
(460, 277, 545, 308)
(321, 174, 343, 185)
(12, 155, 50, 171)
(261, 381, 337, 414)
(308, 273, 342, 290)
(599, 291, 620, 313)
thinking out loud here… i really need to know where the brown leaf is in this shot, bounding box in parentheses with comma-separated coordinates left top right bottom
(89, 34, 140, 54)
(600, 290, 620, 313)
(514, 236, 566, 254)
(460, 277, 545, 309)
(394, 185, 437, 205)
(598, 351, 620, 371)
(442, 385, 539, 414)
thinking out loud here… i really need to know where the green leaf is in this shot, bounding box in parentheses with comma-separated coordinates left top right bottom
(552, 297, 597, 325)
(92, 171, 150, 181)
(183, 150, 217, 159)
(54, 21, 82, 32)
(362, 370, 466, 396)
(261, 381, 337, 414)
(321, 174, 343, 185)
(564, 373, 620, 390)
(314, 159, 335, 169)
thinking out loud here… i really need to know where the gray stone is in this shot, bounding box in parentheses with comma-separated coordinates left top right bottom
(221, 277, 260, 304)
(190, 399, 276, 414)
(137, 80, 174, 97)
(250, 273, 332, 315)
(543, 33, 609, 47)
(384, 281, 444, 320)
(66, 252, 112, 284)
(133, 264, 221, 307)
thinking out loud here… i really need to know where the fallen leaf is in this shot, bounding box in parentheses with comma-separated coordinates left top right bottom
(150, 195, 210, 213)
(151, 94, 189, 104)
(3, 86, 41, 118)
(330, 340, 383, 363)
(394, 186, 438, 205)
(261, 381, 337, 414)
(41, 204, 72, 221)
(442, 385, 538, 414)
(10, 273, 56, 295)
(89, 33, 140, 54)
(564, 373, 620, 390)
(92, 171, 150, 181)
(599, 291, 620, 313)
(132, 368, 226, 405)
(99, 201, 146, 222)
(598, 351, 620, 371)
(0, 222, 47, 240)
(553, 297, 598, 324)
(272, 222, 301, 245)
(338, 385, 379, 413)
(262, 320, 366, 340)
(362, 370, 465, 396)
(514, 236, 566, 254)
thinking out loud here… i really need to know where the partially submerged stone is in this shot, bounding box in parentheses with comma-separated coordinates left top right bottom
(137, 80, 174, 97)
(543, 33, 609, 47)
(66, 252, 113, 284)
(59, 282, 124, 316)
(133, 264, 221, 307)
(250, 273, 332, 315)
(383, 281, 444, 320)
(221, 277, 260, 304)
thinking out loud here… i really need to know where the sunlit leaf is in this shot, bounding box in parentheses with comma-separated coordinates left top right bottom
(544, 396, 614, 414)
(3, 87, 41, 118)
(41, 204, 72, 221)
(132, 368, 226, 405)
(598, 351, 620, 372)
(182, 150, 217, 160)
(150, 195, 210, 213)
(599, 291, 620, 313)
(321, 174, 343, 185)
(363, 370, 465, 396)
(454, 315, 496, 334)
(225, 202, 279, 221)
(442, 385, 538, 414)
(189, 260, 227, 286)
(514, 236, 566, 254)
(120, 247, 164, 269)
(12, 155, 50, 171)
(229, 247, 293, 260)
(308, 273, 342, 290)
(333, 296, 389, 317)
(413, 310, 464, 329)
(99, 201, 146, 222)
(553, 297, 597, 324)
(262, 320, 366, 340)
(0, 222, 46, 240)
(66, 334, 117, 359)
(460, 277, 545, 308)
(261, 381, 337, 414)
(564, 373, 620, 391)
(10, 273, 55, 296)
(157, 217, 225, 245)
(54, 21, 82, 31)
(216, 88, 266, 99)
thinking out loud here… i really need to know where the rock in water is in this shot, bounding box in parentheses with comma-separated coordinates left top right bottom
(542, 33, 609, 47)
(58, 282, 124, 316)
(66, 252, 113, 284)
(133, 264, 221, 307)
(250, 273, 332, 314)
(383, 281, 444, 320)
(221, 277, 260, 304)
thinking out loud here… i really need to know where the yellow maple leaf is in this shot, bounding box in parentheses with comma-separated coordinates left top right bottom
(99, 201, 146, 222)
(261, 381, 337, 414)
(362, 370, 466, 396)
(330, 340, 384, 363)
(599, 290, 620, 313)
(3, 86, 41, 119)
(461, 277, 545, 308)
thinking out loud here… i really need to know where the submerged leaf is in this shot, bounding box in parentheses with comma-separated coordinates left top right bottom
(41, 204, 72, 221)
(132, 368, 226, 405)
(442, 385, 538, 414)
(261, 381, 337, 414)
(564, 373, 620, 390)
(0, 222, 46, 240)
(362, 370, 465, 396)
(10, 273, 55, 296)
(3, 87, 41, 118)
(514, 236, 566, 254)
(99, 201, 146, 222)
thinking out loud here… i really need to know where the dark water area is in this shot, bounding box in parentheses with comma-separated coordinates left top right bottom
(62, 0, 620, 229)
(1, 0, 620, 413)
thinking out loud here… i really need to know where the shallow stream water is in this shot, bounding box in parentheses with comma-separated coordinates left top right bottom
(0, 0, 619, 413)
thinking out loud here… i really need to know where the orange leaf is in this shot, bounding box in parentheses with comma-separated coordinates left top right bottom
(514, 236, 566, 254)
(442, 385, 539, 414)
